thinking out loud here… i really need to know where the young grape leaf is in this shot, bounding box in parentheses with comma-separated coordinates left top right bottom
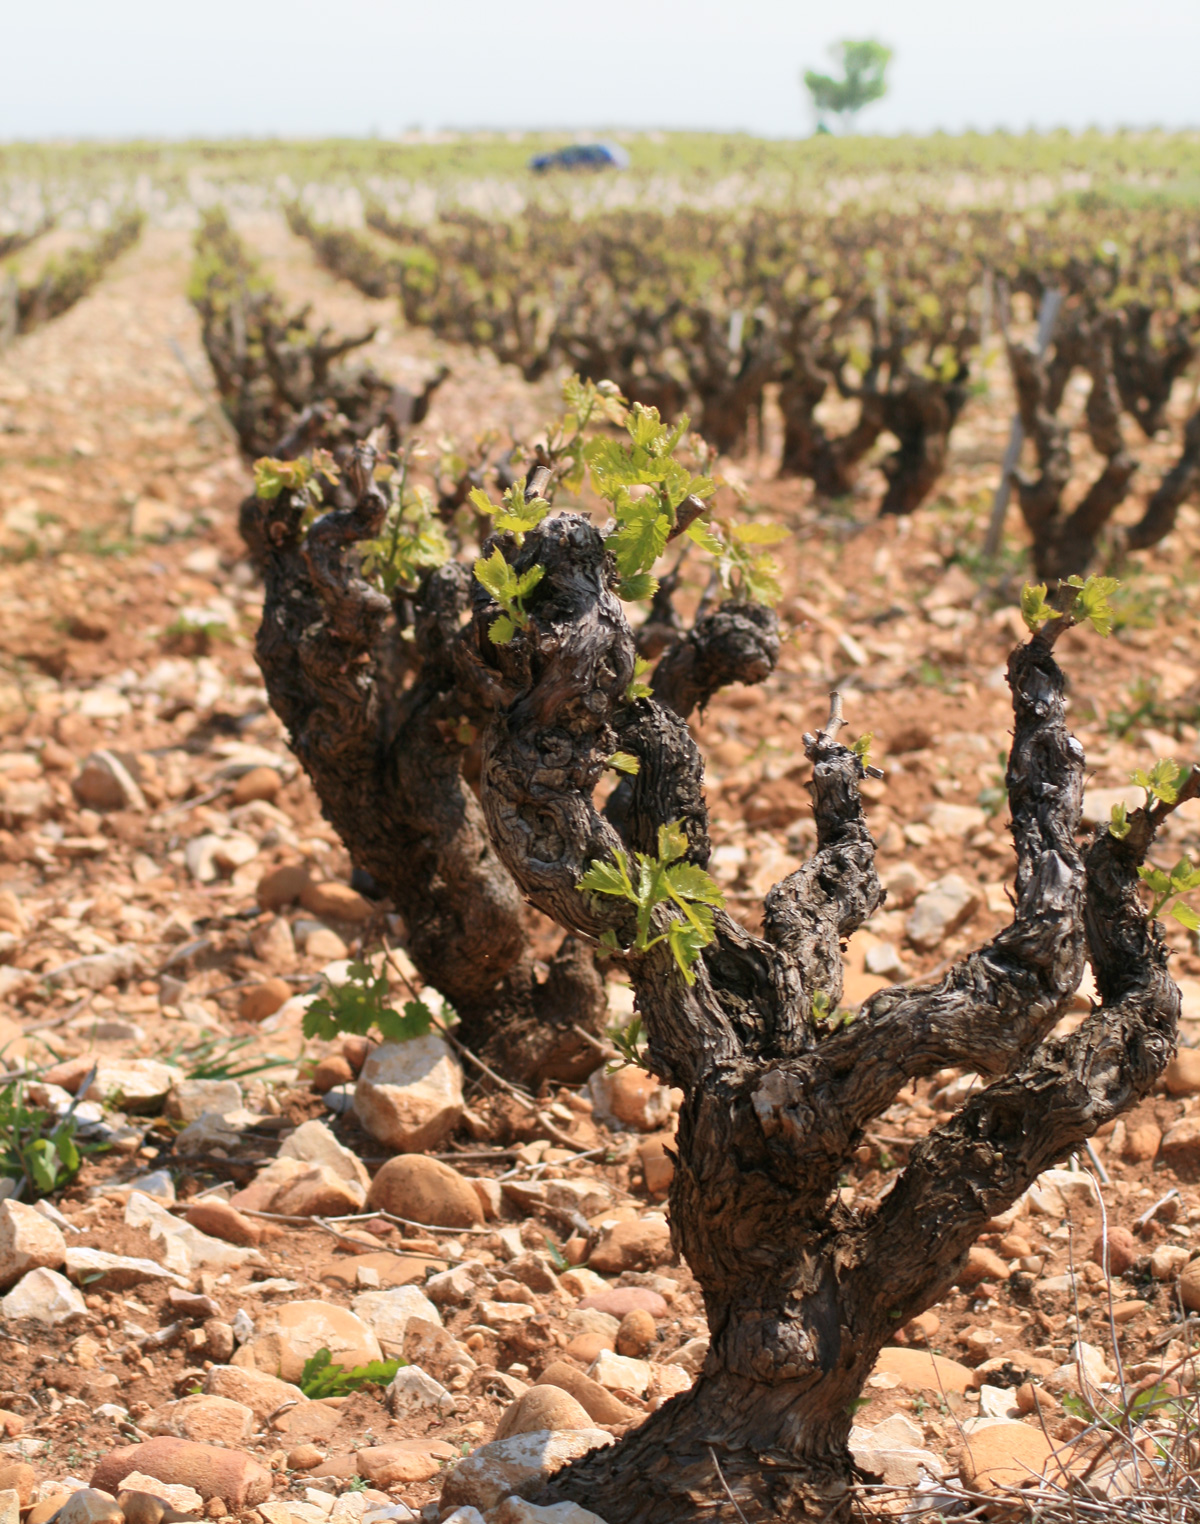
(1066, 574, 1121, 636)
(624, 656, 653, 702)
(1020, 582, 1061, 633)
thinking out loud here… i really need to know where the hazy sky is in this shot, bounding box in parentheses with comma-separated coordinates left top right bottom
(2, 0, 1197, 140)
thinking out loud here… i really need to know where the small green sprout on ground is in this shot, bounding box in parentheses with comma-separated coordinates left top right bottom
(302, 960, 434, 1045)
(578, 821, 725, 983)
(0, 1075, 96, 1199)
(299, 1347, 405, 1398)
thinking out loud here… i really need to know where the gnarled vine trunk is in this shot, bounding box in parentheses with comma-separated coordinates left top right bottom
(251, 455, 779, 1084)
(460, 512, 1195, 1521)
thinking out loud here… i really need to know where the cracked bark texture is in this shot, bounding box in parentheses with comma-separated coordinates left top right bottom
(252, 457, 778, 1084)
(465, 513, 1196, 1523)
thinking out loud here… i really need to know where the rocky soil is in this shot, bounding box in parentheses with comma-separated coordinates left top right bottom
(0, 215, 1199, 1523)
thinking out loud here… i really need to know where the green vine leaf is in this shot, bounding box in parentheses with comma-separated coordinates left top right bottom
(577, 822, 724, 983)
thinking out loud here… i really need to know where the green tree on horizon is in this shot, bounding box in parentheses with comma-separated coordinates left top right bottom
(803, 39, 893, 134)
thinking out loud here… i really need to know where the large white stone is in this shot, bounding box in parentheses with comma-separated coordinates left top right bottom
(906, 874, 980, 952)
(353, 1035, 463, 1151)
(386, 1364, 457, 1415)
(0, 1266, 87, 1323)
(85, 1059, 184, 1111)
(491, 1501, 611, 1524)
(0, 1199, 66, 1290)
(125, 1190, 261, 1274)
(64, 1247, 189, 1289)
(279, 1119, 369, 1189)
(164, 1079, 244, 1125)
(588, 1348, 651, 1396)
(925, 803, 987, 839)
(352, 1286, 442, 1357)
(439, 1431, 614, 1516)
(233, 1300, 382, 1384)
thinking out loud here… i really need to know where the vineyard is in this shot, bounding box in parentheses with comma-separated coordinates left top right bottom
(1, 132, 1200, 1524)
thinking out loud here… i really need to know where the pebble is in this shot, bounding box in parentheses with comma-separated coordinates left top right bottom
(589, 1348, 651, 1395)
(0, 1200, 66, 1290)
(163, 1079, 243, 1126)
(257, 864, 311, 911)
(1165, 1049, 1200, 1096)
(0, 1267, 86, 1324)
(615, 1308, 657, 1358)
(1180, 1259, 1200, 1312)
(351, 1286, 442, 1358)
(63, 1248, 188, 1290)
(587, 1067, 671, 1132)
(203, 1366, 308, 1422)
(366, 1153, 482, 1228)
(55, 1490, 123, 1524)
(231, 767, 282, 805)
(957, 1421, 1056, 1492)
(588, 1218, 671, 1274)
(233, 1300, 382, 1383)
(125, 1192, 257, 1275)
(850, 1413, 945, 1487)
(906, 874, 979, 951)
(73, 750, 147, 813)
(83, 1059, 182, 1111)
(299, 881, 372, 922)
(270, 1163, 367, 1218)
(575, 1287, 665, 1320)
(183, 1200, 262, 1247)
(251, 916, 297, 973)
(1123, 1119, 1162, 1162)
(494, 1386, 593, 1441)
(354, 1447, 440, 1488)
(439, 1431, 614, 1516)
(1150, 1243, 1190, 1280)
(534, 1363, 635, 1425)
(960, 1245, 1009, 1285)
(279, 1119, 369, 1189)
(237, 979, 293, 1023)
(1090, 1224, 1138, 1274)
(386, 1365, 457, 1416)
(0, 1468, 34, 1507)
(311, 1056, 354, 1093)
(870, 1346, 975, 1394)
(91, 1439, 272, 1509)
(490, 1503, 609, 1524)
(354, 1036, 465, 1152)
(637, 1135, 674, 1197)
(1160, 1116, 1200, 1175)
(147, 1396, 254, 1447)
